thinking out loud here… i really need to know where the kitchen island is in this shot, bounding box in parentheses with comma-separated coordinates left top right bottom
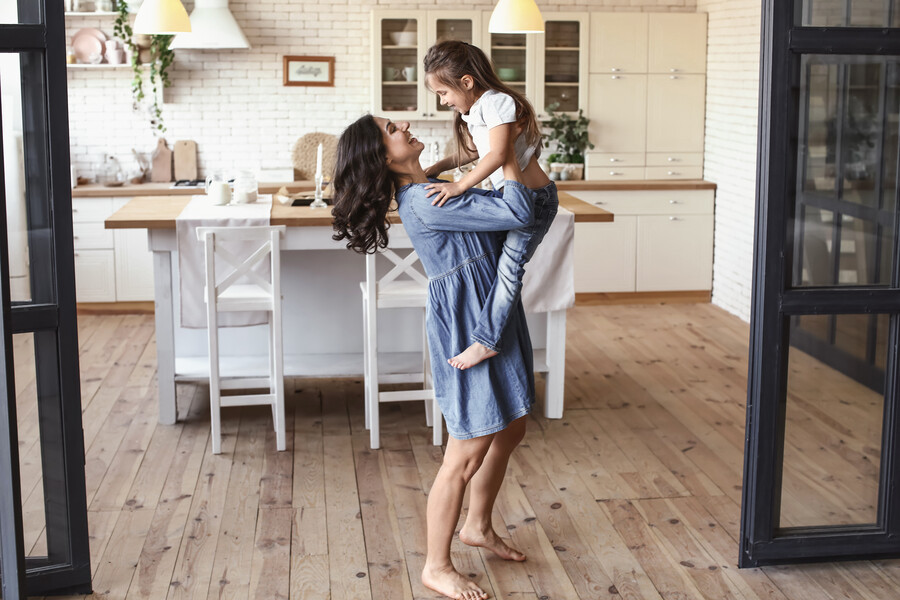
(106, 191, 612, 426)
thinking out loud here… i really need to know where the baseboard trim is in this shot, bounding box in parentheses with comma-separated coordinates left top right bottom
(575, 291, 711, 306)
(77, 301, 155, 315)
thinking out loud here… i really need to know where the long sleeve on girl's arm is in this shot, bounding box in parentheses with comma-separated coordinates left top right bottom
(406, 180, 534, 232)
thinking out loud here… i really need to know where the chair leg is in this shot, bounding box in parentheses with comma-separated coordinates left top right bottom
(273, 309, 286, 452)
(366, 297, 380, 450)
(208, 315, 222, 455)
(362, 293, 370, 431)
(422, 312, 433, 428)
(432, 397, 442, 446)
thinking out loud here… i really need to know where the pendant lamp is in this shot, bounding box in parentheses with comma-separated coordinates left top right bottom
(133, 0, 192, 34)
(488, 0, 544, 34)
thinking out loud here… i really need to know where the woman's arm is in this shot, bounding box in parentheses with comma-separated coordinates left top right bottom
(405, 180, 534, 233)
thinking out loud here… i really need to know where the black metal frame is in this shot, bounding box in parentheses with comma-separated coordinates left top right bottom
(741, 0, 900, 567)
(0, 0, 90, 596)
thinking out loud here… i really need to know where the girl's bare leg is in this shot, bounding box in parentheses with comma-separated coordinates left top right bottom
(459, 416, 527, 560)
(422, 434, 495, 600)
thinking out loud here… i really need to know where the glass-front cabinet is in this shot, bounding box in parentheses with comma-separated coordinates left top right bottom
(371, 11, 483, 121)
(482, 12, 589, 120)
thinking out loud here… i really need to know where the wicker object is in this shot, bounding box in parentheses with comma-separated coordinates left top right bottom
(292, 132, 338, 180)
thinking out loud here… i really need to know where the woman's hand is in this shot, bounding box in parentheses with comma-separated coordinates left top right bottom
(425, 181, 466, 207)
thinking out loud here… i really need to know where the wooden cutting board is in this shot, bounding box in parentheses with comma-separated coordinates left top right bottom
(150, 138, 173, 182)
(173, 140, 198, 181)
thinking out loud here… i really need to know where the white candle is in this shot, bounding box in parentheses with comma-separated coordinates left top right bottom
(315, 143, 323, 179)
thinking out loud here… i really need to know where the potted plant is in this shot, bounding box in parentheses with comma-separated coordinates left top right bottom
(542, 102, 594, 180)
(114, 0, 176, 134)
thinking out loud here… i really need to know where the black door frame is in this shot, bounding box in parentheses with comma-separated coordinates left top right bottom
(0, 0, 91, 596)
(741, 0, 900, 567)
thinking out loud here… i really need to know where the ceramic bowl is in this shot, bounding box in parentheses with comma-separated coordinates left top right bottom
(389, 31, 417, 46)
(497, 67, 518, 81)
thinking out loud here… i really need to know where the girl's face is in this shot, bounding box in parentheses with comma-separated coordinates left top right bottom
(374, 117, 424, 169)
(426, 73, 476, 114)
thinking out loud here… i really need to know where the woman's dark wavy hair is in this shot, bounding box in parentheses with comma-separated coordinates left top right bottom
(331, 115, 399, 254)
(424, 40, 542, 161)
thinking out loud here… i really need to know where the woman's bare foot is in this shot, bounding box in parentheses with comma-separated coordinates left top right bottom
(422, 565, 489, 600)
(448, 342, 498, 370)
(459, 526, 526, 561)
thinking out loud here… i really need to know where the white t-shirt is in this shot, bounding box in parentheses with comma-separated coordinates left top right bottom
(460, 89, 540, 190)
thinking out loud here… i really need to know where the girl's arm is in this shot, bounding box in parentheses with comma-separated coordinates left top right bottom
(423, 152, 476, 178)
(406, 180, 534, 233)
(424, 123, 513, 206)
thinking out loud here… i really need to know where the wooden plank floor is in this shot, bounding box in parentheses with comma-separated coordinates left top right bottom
(15, 303, 900, 599)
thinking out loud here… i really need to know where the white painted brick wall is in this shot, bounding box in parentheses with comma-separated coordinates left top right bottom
(66, 0, 695, 177)
(696, 0, 761, 322)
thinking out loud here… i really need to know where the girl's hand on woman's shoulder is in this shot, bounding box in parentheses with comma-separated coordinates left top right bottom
(425, 181, 466, 207)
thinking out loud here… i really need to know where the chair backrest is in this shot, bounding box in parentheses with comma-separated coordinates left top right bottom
(365, 247, 428, 294)
(196, 225, 286, 302)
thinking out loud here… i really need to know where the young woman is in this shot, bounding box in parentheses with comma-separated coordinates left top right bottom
(332, 115, 546, 600)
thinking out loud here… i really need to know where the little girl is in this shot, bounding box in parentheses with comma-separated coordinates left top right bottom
(423, 40, 558, 370)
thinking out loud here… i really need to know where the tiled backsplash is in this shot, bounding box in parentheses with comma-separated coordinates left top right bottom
(66, 0, 696, 180)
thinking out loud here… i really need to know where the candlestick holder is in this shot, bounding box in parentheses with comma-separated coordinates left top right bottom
(310, 175, 327, 209)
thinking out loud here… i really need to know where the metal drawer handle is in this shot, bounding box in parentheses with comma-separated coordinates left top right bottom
(609, 158, 620, 162)
(595, 201, 606, 205)
(73, 235, 79, 239)
(611, 75, 621, 80)
(667, 171, 679, 176)
(667, 157, 678, 162)
(670, 75, 679, 80)
(611, 68, 621, 72)
(72, 208, 78, 212)
(669, 200, 679, 204)
(669, 216, 679, 221)
(670, 68, 680, 73)
(609, 171, 622, 176)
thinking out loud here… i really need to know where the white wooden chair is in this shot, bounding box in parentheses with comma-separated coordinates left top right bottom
(196, 225, 287, 454)
(361, 247, 442, 449)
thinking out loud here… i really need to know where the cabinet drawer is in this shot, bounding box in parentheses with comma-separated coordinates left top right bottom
(72, 198, 113, 222)
(73, 221, 114, 250)
(637, 214, 713, 291)
(570, 190, 714, 216)
(586, 166, 645, 181)
(587, 152, 645, 168)
(645, 166, 704, 180)
(646, 153, 703, 167)
(73, 249, 116, 302)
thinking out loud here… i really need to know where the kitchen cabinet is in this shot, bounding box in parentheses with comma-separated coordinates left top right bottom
(482, 12, 589, 120)
(589, 13, 648, 75)
(584, 12, 707, 181)
(72, 196, 154, 302)
(570, 189, 714, 293)
(371, 10, 483, 121)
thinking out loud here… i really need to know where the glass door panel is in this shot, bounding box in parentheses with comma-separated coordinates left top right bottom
(378, 17, 419, 115)
(800, 0, 900, 27)
(489, 32, 527, 98)
(431, 17, 478, 118)
(542, 20, 581, 114)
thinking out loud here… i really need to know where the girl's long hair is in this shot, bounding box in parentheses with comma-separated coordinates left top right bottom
(423, 40, 542, 161)
(331, 115, 398, 254)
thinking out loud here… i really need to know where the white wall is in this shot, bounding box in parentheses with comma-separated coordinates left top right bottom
(696, 0, 762, 321)
(65, 0, 696, 179)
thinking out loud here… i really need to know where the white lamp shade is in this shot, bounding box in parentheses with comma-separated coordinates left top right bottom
(133, 0, 191, 35)
(488, 0, 544, 34)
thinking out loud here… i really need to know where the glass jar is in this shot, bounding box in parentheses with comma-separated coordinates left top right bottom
(232, 170, 258, 204)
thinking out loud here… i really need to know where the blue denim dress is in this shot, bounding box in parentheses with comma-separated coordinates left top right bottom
(397, 180, 536, 440)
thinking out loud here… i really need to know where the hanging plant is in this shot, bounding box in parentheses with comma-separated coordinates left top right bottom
(113, 0, 175, 134)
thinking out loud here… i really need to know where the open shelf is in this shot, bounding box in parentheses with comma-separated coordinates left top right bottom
(65, 11, 118, 16)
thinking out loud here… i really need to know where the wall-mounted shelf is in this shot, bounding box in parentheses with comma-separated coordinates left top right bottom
(65, 11, 118, 16)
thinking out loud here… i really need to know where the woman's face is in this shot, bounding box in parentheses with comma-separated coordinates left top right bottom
(374, 117, 424, 169)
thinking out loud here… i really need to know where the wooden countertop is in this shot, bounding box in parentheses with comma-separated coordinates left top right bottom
(80, 178, 716, 198)
(104, 190, 613, 230)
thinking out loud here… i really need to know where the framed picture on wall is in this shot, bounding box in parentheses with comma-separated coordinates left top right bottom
(283, 55, 335, 87)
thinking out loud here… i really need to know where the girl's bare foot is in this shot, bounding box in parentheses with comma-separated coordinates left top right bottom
(448, 342, 497, 370)
(459, 526, 526, 561)
(422, 565, 489, 600)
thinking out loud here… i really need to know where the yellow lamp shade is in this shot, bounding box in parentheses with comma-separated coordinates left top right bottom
(488, 0, 544, 34)
(133, 0, 192, 35)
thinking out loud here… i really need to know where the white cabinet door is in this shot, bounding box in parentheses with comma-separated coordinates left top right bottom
(636, 214, 714, 291)
(646, 74, 706, 154)
(588, 73, 647, 154)
(371, 11, 427, 119)
(534, 12, 589, 119)
(575, 218, 637, 293)
(74, 249, 116, 302)
(114, 229, 155, 301)
(424, 12, 483, 120)
(648, 13, 708, 74)
(589, 13, 648, 74)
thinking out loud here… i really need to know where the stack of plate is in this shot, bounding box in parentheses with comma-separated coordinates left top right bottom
(72, 28, 107, 64)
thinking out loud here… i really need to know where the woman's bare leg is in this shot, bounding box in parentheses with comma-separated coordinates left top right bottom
(422, 434, 495, 600)
(459, 416, 527, 560)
